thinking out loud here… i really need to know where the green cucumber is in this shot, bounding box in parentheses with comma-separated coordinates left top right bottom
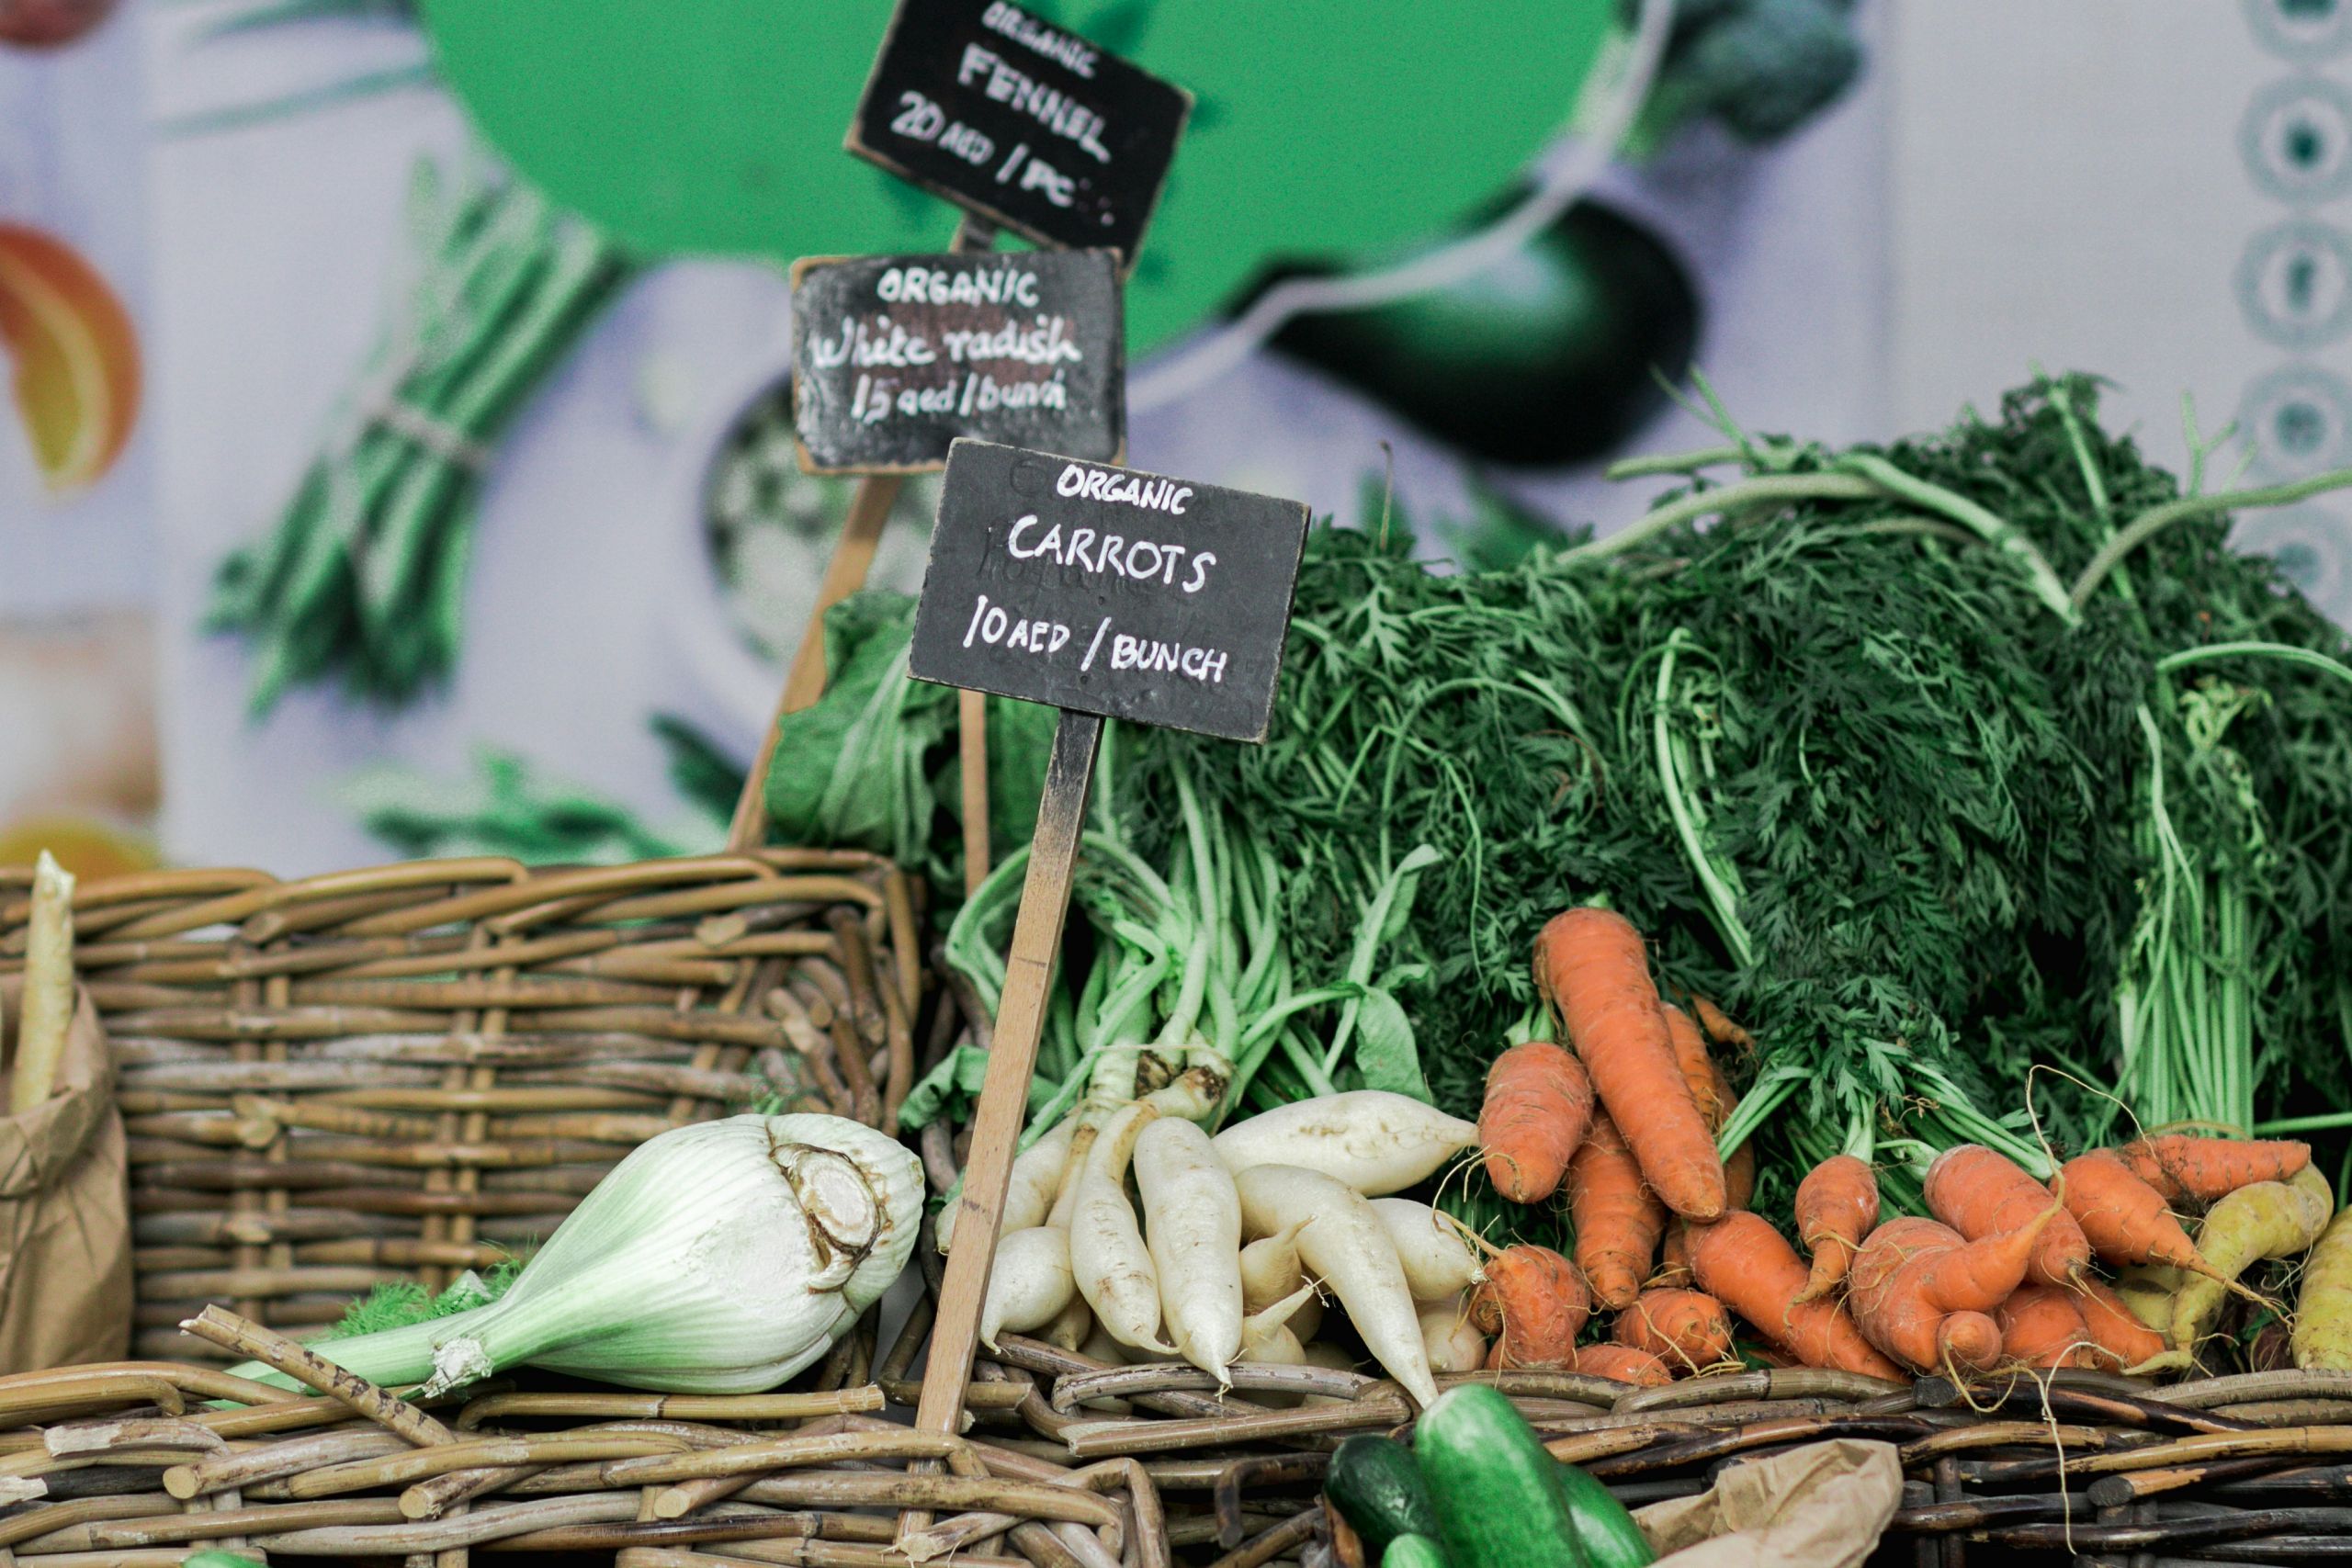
(1554, 1461, 1656, 1568)
(1328, 1434, 1442, 1560)
(1414, 1383, 1590, 1568)
(1383, 1533, 1453, 1568)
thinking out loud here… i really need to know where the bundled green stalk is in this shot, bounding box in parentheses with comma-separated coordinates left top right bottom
(208, 153, 637, 714)
(230, 1115, 922, 1396)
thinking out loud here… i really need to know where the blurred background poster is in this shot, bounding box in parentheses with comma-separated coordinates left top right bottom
(0, 0, 2344, 876)
(0, 0, 158, 879)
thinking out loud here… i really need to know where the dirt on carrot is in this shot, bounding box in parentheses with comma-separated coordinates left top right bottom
(2120, 1136, 2312, 1207)
(1924, 1145, 2089, 1287)
(1567, 1113, 1666, 1311)
(1469, 1243, 1590, 1370)
(1792, 1154, 1879, 1304)
(1688, 1211, 1905, 1382)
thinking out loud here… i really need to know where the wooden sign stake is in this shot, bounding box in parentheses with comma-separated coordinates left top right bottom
(728, 213, 1000, 863)
(912, 707, 1102, 1438)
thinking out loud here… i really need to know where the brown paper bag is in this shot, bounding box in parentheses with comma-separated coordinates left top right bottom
(0, 976, 131, 1371)
(1635, 1438, 1905, 1568)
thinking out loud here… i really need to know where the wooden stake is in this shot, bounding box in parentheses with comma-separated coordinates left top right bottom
(959, 689, 991, 897)
(915, 709, 1102, 1441)
(728, 214, 1001, 858)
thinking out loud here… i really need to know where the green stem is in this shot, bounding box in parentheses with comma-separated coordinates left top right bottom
(2155, 641, 2352, 692)
(1601, 445, 1747, 480)
(1562, 474, 1882, 565)
(1652, 631, 1754, 968)
(2070, 468, 2352, 610)
(1833, 454, 2078, 624)
(2256, 1112, 2352, 1134)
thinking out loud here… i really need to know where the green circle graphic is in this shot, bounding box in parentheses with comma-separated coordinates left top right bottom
(2240, 74, 2352, 203)
(416, 0, 1609, 354)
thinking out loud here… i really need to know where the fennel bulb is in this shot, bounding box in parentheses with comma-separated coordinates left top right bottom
(230, 1113, 922, 1396)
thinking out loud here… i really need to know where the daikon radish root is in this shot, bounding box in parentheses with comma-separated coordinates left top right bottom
(1240, 1280, 1319, 1359)
(1469, 1244, 1589, 1370)
(1239, 1220, 1324, 1342)
(1848, 1217, 2007, 1376)
(1535, 908, 1725, 1220)
(2293, 1207, 2352, 1371)
(1372, 1198, 1485, 1302)
(2121, 1135, 2311, 1206)
(1612, 1288, 1733, 1374)
(1299, 1339, 1363, 1406)
(1478, 1040, 1592, 1202)
(2060, 1148, 2217, 1280)
(1688, 1212, 1904, 1381)
(2072, 1276, 2166, 1370)
(1996, 1285, 2098, 1370)
(979, 1226, 1076, 1351)
(1567, 1114, 1664, 1310)
(2171, 1168, 2333, 1351)
(1235, 1162, 1438, 1406)
(1793, 1155, 1879, 1303)
(1419, 1294, 1487, 1374)
(1069, 1102, 1175, 1353)
(1569, 1342, 1672, 1386)
(1136, 1117, 1244, 1384)
(1040, 1291, 1093, 1353)
(1212, 1092, 1478, 1196)
(939, 1115, 1075, 1254)
(1925, 1145, 2089, 1287)
(9, 851, 74, 1113)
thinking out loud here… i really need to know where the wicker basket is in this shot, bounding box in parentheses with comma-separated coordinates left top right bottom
(0, 850, 927, 1362)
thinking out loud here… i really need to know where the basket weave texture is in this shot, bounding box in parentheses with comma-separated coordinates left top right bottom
(0, 850, 923, 1361)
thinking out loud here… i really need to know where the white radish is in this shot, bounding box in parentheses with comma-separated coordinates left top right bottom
(1234, 1163, 1438, 1406)
(1040, 1291, 1093, 1353)
(939, 1116, 1076, 1254)
(1299, 1339, 1362, 1406)
(1213, 1092, 1478, 1196)
(1135, 1118, 1244, 1385)
(1419, 1295, 1487, 1374)
(1069, 1102, 1175, 1353)
(1239, 1221, 1323, 1342)
(978, 1226, 1075, 1351)
(1373, 1199, 1486, 1302)
(1139, 1055, 1233, 1122)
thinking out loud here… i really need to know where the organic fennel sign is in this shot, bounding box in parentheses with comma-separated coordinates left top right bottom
(846, 0, 1192, 264)
(790, 251, 1124, 473)
(908, 439, 1310, 742)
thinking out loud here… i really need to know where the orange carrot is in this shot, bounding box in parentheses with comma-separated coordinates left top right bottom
(1567, 1114, 1666, 1310)
(1715, 1072, 1758, 1213)
(1848, 1216, 2013, 1376)
(1653, 1222, 1695, 1289)
(1691, 995, 1754, 1055)
(1664, 1005, 1725, 1123)
(1792, 1154, 1879, 1303)
(1666, 1003, 1754, 1210)
(1924, 1145, 2090, 1287)
(1687, 1211, 1905, 1381)
(1572, 1342, 1674, 1387)
(1996, 1285, 2097, 1370)
(1536, 908, 1725, 1221)
(1478, 1041, 1593, 1204)
(2071, 1275, 2166, 1371)
(2061, 1148, 2210, 1275)
(1913, 1200, 2060, 1314)
(1612, 1288, 1734, 1374)
(2120, 1136, 2311, 1206)
(1469, 1244, 1590, 1370)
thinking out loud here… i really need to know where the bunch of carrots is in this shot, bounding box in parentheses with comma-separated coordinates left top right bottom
(1472, 908, 2339, 1384)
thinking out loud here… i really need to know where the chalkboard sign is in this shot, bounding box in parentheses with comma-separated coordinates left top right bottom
(791, 250, 1125, 474)
(846, 0, 1192, 265)
(909, 440, 1310, 743)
